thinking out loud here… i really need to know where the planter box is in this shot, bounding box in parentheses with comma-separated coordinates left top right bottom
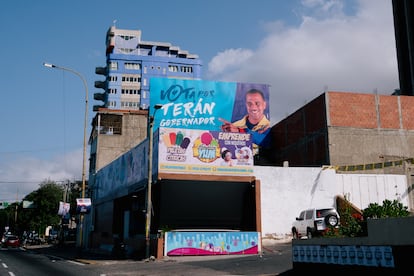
(292, 216, 414, 273)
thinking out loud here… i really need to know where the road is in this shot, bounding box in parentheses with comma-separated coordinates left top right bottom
(0, 247, 93, 276)
(0, 239, 294, 275)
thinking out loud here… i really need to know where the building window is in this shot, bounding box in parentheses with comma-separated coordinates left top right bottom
(168, 65, 178, 72)
(120, 101, 139, 109)
(99, 114, 122, 135)
(180, 66, 193, 73)
(120, 35, 135, 40)
(108, 76, 118, 82)
(121, 88, 140, 95)
(121, 75, 141, 84)
(109, 62, 118, 70)
(125, 63, 140, 70)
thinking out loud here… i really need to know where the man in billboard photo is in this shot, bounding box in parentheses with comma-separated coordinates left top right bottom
(220, 88, 271, 155)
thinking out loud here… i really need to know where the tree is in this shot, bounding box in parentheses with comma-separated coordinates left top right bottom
(17, 180, 65, 236)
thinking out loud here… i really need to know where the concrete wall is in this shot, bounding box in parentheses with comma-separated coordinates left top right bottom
(95, 112, 148, 171)
(328, 127, 414, 172)
(268, 92, 414, 169)
(254, 166, 409, 238)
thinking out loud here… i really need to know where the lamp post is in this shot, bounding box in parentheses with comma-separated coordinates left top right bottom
(43, 62, 89, 249)
(145, 103, 163, 259)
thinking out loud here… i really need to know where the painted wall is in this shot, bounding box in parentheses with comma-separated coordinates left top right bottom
(255, 166, 409, 238)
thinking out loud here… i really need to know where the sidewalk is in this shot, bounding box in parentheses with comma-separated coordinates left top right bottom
(24, 242, 113, 264)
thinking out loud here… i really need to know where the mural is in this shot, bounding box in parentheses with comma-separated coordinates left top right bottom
(165, 231, 260, 256)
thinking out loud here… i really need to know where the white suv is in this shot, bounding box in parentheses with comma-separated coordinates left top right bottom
(292, 207, 340, 239)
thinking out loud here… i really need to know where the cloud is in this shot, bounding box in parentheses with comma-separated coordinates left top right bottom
(206, 0, 399, 122)
(0, 149, 84, 202)
(208, 48, 254, 76)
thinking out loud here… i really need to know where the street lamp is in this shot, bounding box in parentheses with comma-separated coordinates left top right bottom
(43, 62, 89, 249)
(145, 103, 163, 259)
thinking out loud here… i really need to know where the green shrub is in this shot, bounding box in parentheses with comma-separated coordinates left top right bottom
(362, 199, 409, 219)
(322, 198, 409, 238)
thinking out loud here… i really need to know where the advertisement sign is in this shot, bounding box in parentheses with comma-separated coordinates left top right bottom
(150, 78, 270, 130)
(150, 78, 270, 155)
(58, 201, 70, 216)
(76, 198, 91, 214)
(22, 200, 36, 209)
(165, 231, 260, 256)
(158, 127, 253, 175)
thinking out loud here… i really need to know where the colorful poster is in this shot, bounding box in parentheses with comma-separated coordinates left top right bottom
(165, 231, 260, 256)
(76, 198, 91, 214)
(158, 127, 254, 175)
(58, 201, 70, 216)
(149, 78, 271, 154)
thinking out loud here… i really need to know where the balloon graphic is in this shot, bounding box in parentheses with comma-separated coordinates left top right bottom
(176, 131, 183, 145)
(200, 132, 212, 145)
(169, 132, 176, 145)
(163, 133, 171, 147)
(180, 137, 190, 149)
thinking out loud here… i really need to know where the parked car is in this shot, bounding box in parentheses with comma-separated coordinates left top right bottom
(292, 207, 340, 239)
(1, 232, 13, 245)
(2, 235, 20, 248)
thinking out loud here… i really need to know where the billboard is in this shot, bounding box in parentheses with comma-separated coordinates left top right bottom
(76, 198, 91, 214)
(158, 127, 253, 175)
(150, 78, 271, 163)
(150, 78, 270, 132)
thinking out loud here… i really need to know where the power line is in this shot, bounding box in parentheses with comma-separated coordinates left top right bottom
(0, 181, 42, 184)
(0, 180, 81, 184)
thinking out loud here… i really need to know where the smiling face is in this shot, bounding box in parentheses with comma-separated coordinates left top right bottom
(245, 91, 266, 124)
(223, 150, 232, 161)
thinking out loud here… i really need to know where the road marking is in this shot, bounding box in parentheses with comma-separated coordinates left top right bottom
(2, 263, 8, 268)
(67, 260, 85, 266)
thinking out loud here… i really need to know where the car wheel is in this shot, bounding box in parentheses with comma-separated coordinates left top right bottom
(292, 228, 298, 239)
(306, 229, 312, 239)
(325, 214, 339, 227)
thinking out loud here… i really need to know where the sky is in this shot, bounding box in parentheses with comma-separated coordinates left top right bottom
(0, 0, 399, 203)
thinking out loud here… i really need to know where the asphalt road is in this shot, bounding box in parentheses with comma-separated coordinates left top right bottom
(27, 239, 295, 275)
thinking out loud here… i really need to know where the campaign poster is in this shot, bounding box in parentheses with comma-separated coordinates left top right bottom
(58, 201, 70, 216)
(149, 78, 270, 133)
(76, 198, 91, 214)
(158, 127, 254, 175)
